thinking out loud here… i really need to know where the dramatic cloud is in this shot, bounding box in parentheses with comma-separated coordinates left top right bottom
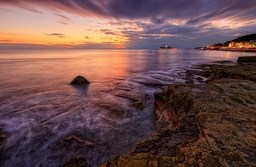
(2, 0, 256, 21)
(1, 0, 256, 48)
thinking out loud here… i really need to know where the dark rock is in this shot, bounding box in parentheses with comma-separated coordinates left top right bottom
(206, 64, 256, 82)
(201, 70, 211, 77)
(0, 128, 6, 152)
(214, 60, 234, 64)
(196, 77, 204, 81)
(61, 157, 91, 167)
(70, 75, 90, 85)
(237, 56, 256, 63)
(207, 70, 230, 81)
(186, 69, 202, 76)
(186, 70, 192, 76)
(134, 100, 144, 110)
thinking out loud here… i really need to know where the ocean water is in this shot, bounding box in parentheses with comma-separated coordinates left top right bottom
(0, 49, 255, 166)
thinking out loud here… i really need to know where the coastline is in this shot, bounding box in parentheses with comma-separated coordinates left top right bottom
(1, 58, 256, 167)
(199, 48, 256, 53)
(97, 61, 256, 167)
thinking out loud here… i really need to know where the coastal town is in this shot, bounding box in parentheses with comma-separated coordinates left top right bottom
(200, 34, 256, 52)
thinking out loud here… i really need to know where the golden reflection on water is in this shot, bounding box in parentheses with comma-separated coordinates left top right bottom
(64, 50, 130, 81)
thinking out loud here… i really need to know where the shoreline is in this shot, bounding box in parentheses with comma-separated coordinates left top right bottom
(1, 59, 256, 167)
(98, 61, 256, 167)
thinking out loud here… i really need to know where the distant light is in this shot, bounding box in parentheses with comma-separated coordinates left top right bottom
(166, 45, 168, 48)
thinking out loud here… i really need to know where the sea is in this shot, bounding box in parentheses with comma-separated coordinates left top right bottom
(0, 49, 255, 166)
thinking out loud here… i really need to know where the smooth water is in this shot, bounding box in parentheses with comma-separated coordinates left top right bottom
(0, 49, 254, 166)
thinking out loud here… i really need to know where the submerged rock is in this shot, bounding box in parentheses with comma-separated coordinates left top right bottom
(70, 75, 90, 85)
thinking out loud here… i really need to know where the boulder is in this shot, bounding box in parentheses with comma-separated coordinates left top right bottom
(237, 56, 256, 63)
(70, 75, 90, 85)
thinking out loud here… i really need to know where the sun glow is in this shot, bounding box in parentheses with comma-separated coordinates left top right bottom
(0, 5, 128, 48)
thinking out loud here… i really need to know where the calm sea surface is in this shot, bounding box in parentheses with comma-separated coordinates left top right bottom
(0, 49, 255, 166)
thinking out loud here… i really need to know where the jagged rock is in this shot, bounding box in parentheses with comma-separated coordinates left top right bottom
(70, 75, 90, 85)
(237, 56, 256, 63)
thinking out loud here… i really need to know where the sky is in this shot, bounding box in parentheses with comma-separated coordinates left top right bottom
(0, 0, 256, 49)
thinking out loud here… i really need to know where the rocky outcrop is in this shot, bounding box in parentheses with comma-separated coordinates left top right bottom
(206, 64, 256, 82)
(101, 63, 256, 167)
(70, 75, 90, 85)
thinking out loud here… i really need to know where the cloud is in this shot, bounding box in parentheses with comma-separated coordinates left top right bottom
(1, 0, 256, 21)
(0, 42, 120, 50)
(57, 20, 68, 25)
(44, 33, 66, 38)
(55, 13, 70, 21)
(0, 43, 65, 50)
(55, 13, 70, 25)
(100, 29, 120, 36)
(1, 0, 256, 48)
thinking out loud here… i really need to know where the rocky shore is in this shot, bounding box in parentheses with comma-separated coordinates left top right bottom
(99, 60, 256, 167)
(1, 59, 256, 167)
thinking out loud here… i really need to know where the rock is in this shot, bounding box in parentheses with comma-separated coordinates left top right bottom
(186, 70, 192, 76)
(195, 77, 204, 81)
(207, 70, 230, 81)
(201, 70, 211, 77)
(0, 128, 6, 152)
(214, 60, 234, 64)
(61, 157, 91, 167)
(134, 100, 144, 110)
(70, 75, 90, 85)
(237, 56, 256, 63)
(102, 63, 256, 167)
(206, 64, 256, 82)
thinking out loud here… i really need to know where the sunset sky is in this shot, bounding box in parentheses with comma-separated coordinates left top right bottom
(1, 0, 256, 49)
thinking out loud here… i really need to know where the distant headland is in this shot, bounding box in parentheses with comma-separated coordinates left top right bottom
(197, 34, 256, 52)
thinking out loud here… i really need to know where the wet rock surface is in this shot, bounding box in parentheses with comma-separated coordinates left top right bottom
(70, 75, 90, 85)
(102, 63, 256, 167)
